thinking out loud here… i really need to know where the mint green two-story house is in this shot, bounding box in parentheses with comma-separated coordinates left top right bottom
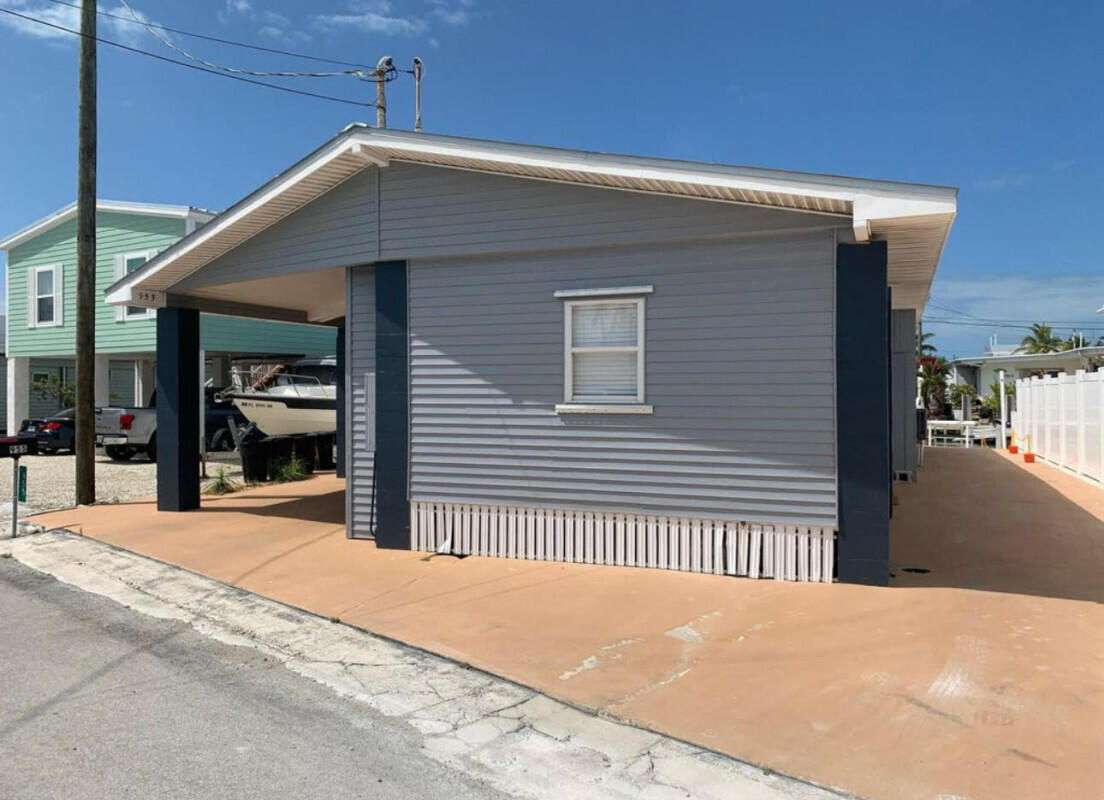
(0, 199, 337, 433)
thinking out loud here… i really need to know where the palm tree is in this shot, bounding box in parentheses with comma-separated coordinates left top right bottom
(1016, 323, 1065, 354)
(917, 330, 937, 356)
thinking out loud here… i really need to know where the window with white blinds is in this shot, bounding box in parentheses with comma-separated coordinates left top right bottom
(564, 297, 645, 405)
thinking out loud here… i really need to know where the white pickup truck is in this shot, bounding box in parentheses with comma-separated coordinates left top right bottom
(95, 399, 158, 462)
(95, 389, 248, 462)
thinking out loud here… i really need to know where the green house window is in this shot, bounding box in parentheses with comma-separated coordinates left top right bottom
(30, 264, 62, 328)
(117, 251, 157, 321)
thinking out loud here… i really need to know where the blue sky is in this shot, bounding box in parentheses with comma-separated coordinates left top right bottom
(1, 0, 1102, 357)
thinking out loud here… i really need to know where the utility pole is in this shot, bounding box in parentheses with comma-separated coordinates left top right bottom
(75, 0, 96, 506)
(372, 56, 392, 128)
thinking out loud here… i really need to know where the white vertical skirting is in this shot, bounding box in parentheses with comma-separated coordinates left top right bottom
(409, 502, 836, 583)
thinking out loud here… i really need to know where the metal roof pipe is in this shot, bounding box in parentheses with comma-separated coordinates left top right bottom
(413, 57, 423, 132)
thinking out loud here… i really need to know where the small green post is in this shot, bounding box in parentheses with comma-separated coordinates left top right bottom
(17, 465, 27, 503)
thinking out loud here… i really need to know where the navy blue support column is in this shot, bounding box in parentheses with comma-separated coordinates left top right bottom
(835, 241, 891, 585)
(156, 307, 200, 512)
(335, 324, 346, 479)
(374, 260, 410, 549)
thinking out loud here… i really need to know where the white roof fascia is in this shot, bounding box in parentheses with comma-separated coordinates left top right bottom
(354, 129, 958, 223)
(952, 346, 1104, 366)
(105, 127, 956, 307)
(105, 134, 386, 305)
(0, 199, 208, 251)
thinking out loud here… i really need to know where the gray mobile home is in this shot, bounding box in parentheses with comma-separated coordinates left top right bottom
(106, 125, 956, 585)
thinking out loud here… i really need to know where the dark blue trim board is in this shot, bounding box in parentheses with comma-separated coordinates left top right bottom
(374, 260, 410, 549)
(835, 242, 891, 585)
(155, 307, 201, 512)
(335, 324, 346, 479)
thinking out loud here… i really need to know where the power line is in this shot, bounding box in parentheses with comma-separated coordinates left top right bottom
(926, 301, 1103, 328)
(41, 0, 374, 69)
(924, 317, 1103, 333)
(115, 0, 375, 79)
(0, 6, 376, 108)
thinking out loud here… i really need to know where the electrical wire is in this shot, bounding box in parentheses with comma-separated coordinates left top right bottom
(40, 0, 375, 69)
(927, 301, 1103, 328)
(115, 0, 373, 79)
(0, 6, 376, 108)
(924, 317, 1102, 336)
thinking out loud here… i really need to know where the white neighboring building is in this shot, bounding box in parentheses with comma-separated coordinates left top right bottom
(950, 340, 1104, 399)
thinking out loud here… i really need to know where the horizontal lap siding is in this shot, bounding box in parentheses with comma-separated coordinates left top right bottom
(408, 233, 838, 527)
(6, 213, 183, 356)
(379, 162, 837, 260)
(175, 168, 378, 289)
(348, 266, 375, 537)
(199, 314, 337, 356)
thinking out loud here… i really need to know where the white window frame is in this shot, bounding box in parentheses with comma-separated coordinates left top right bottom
(557, 292, 652, 415)
(117, 250, 159, 321)
(30, 264, 62, 328)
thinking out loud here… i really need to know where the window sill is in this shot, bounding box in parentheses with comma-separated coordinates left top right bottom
(555, 403, 654, 415)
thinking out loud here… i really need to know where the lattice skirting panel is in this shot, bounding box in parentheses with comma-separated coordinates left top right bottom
(410, 502, 835, 582)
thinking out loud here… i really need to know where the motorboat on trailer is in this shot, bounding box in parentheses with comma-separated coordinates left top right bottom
(227, 356, 337, 436)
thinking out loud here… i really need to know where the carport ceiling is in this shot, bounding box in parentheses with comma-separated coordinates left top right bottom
(184, 267, 346, 324)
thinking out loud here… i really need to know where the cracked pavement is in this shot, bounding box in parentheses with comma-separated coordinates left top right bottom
(1, 531, 850, 799)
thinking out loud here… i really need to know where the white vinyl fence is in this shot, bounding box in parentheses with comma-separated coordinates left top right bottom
(1012, 370, 1104, 483)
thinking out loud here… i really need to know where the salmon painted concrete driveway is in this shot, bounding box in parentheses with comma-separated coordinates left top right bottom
(33, 447, 1104, 800)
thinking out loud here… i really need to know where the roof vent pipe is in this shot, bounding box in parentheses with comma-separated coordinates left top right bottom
(413, 57, 423, 132)
(372, 56, 393, 128)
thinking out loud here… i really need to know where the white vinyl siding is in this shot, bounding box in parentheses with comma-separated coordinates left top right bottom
(563, 297, 645, 406)
(30, 265, 62, 328)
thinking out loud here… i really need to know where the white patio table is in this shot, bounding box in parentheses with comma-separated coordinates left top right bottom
(926, 419, 977, 447)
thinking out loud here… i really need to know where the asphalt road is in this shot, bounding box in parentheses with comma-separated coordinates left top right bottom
(0, 558, 505, 800)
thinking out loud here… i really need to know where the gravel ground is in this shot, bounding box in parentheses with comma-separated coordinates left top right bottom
(0, 450, 243, 521)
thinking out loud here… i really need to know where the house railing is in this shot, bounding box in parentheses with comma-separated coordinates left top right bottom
(1012, 370, 1104, 484)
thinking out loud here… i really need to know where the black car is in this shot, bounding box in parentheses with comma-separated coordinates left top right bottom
(20, 407, 76, 454)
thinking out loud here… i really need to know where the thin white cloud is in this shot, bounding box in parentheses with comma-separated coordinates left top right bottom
(226, 0, 252, 14)
(0, 1, 156, 47)
(429, 0, 474, 26)
(973, 172, 1031, 192)
(313, 7, 428, 36)
(313, 0, 476, 38)
(260, 9, 288, 27)
(255, 8, 311, 42)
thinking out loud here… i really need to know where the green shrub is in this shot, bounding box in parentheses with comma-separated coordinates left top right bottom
(202, 466, 242, 496)
(268, 456, 309, 483)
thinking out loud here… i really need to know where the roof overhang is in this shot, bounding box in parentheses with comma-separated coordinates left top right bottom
(952, 346, 1104, 367)
(106, 125, 957, 311)
(0, 200, 216, 251)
